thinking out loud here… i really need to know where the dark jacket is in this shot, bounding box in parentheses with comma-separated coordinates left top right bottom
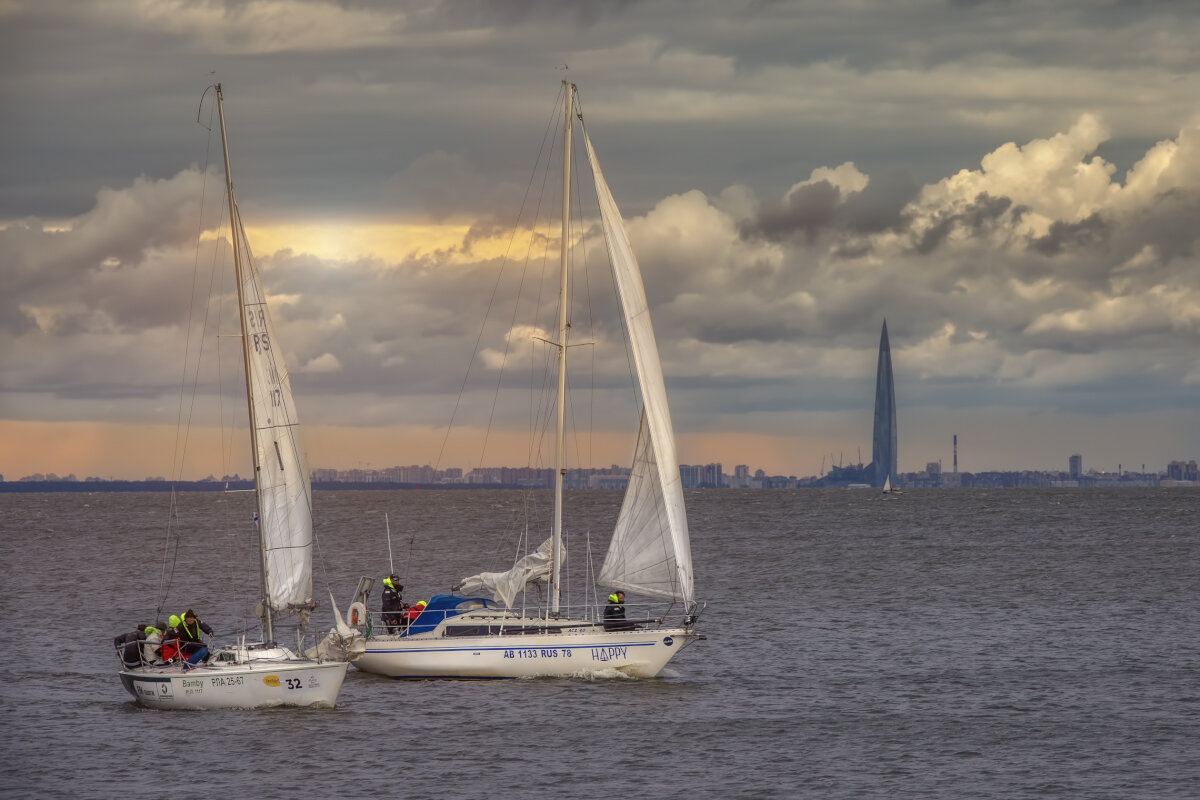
(114, 630, 146, 668)
(382, 582, 407, 632)
(382, 584, 406, 614)
(603, 596, 634, 632)
(178, 616, 214, 656)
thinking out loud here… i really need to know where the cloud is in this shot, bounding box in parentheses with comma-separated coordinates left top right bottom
(0, 169, 206, 335)
(4, 0, 1200, 477)
(640, 114, 1200, 417)
(297, 352, 341, 373)
(380, 151, 523, 221)
(106, 0, 405, 54)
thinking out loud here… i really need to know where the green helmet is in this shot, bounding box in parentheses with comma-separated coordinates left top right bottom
(168, 614, 181, 627)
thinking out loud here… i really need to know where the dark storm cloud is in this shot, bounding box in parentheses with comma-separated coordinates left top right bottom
(738, 180, 840, 242)
(841, 170, 921, 233)
(737, 168, 921, 245)
(1030, 213, 1108, 256)
(912, 193, 1021, 254)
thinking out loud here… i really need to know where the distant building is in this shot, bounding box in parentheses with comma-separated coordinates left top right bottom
(869, 319, 898, 488)
(729, 464, 751, 488)
(1167, 460, 1199, 481)
(1069, 454, 1083, 479)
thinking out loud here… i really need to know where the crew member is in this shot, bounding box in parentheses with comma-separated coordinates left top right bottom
(178, 608, 214, 667)
(381, 575, 407, 633)
(401, 599, 428, 629)
(603, 591, 635, 632)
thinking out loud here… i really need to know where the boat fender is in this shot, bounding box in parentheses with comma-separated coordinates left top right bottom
(349, 601, 367, 628)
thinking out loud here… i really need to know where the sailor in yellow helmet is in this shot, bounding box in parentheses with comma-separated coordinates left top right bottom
(381, 574, 405, 633)
(401, 599, 427, 629)
(603, 590, 631, 631)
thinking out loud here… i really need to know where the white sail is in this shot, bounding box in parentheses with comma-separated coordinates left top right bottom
(455, 537, 563, 609)
(232, 206, 313, 614)
(343, 83, 701, 682)
(584, 132, 694, 608)
(119, 84, 347, 711)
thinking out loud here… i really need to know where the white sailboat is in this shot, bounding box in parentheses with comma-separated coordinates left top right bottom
(118, 84, 349, 709)
(349, 81, 703, 679)
(882, 474, 902, 494)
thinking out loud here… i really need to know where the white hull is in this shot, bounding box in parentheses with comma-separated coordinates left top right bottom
(355, 620, 699, 679)
(120, 647, 347, 710)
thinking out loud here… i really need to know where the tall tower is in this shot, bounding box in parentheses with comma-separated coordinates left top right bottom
(871, 319, 898, 488)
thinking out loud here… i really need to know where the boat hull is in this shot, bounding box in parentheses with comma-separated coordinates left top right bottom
(119, 658, 348, 710)
(354, 626, 700, 679)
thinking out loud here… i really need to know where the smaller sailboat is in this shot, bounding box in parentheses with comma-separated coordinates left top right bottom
(118, 85, 349, 709)
(347, 81, 702, 679)
(882, 474, 903, 495)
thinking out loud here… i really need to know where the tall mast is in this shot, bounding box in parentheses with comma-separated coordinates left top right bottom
(551, 80, 573, 615)
(215, 84, 274, 643)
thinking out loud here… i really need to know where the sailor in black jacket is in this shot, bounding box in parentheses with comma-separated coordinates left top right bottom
(381, 575, 406, 633)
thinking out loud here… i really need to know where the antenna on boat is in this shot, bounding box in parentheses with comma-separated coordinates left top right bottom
(385, 512, 395, 576)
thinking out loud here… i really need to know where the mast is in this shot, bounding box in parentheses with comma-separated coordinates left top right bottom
(551, 80, 573, 615)
(215, 84, 274, 643)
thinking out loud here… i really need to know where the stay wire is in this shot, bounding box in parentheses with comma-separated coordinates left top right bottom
(156, 89, 222, 620)
(433, 85, 566, 475)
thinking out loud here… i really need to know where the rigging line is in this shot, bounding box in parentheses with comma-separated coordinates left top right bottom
(564, 100, 595, 475)
(524, 204, 559, 471)
(159, 94, 222, 612)
(433, 84, 565, 474)
(523, 103, 571, 473)
(482, 90, 564, 472)
(172, 88, 218, 482)
(523, 195, 560, 473)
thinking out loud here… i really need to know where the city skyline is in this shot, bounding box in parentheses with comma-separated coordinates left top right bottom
(8, 453, 1197, 488)
(3, 1, 1199, 481)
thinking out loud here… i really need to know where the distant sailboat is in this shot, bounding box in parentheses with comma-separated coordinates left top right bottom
(347, 81, 702, 679)
(118, 84, 349, 709)
(882, 474, 902, 495)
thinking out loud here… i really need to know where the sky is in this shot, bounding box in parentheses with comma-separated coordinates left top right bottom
(2, 0, 1199, 481)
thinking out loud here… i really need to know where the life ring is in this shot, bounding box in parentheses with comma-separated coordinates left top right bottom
(349, 601, 367, 628)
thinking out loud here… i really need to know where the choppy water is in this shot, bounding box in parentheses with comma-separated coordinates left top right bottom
(1, 488, 1197, 799)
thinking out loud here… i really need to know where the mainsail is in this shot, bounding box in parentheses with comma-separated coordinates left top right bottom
(584, 131, 694, 608)
(230, 202, 314, 614)
(455, 537, 563, 609)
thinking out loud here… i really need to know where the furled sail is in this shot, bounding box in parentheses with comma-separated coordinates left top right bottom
(233, 206, 314, 614)
(584, 132, 694, 608)
(455, 537, 562, 609)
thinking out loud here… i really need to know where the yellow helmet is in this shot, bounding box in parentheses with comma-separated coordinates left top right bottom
(168, 614, 181, 627)
(416, 600, 427, 608)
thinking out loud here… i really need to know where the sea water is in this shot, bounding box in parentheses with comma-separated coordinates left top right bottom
(0, 488, 1196, 799)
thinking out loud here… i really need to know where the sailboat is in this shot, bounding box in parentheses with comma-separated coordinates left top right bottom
(118, 85, 349, 709)
(348, 81, 703, 679)
(882, 474, 902, 494)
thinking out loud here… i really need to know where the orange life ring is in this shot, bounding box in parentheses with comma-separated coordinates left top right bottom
(349, 601, 367, 627)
